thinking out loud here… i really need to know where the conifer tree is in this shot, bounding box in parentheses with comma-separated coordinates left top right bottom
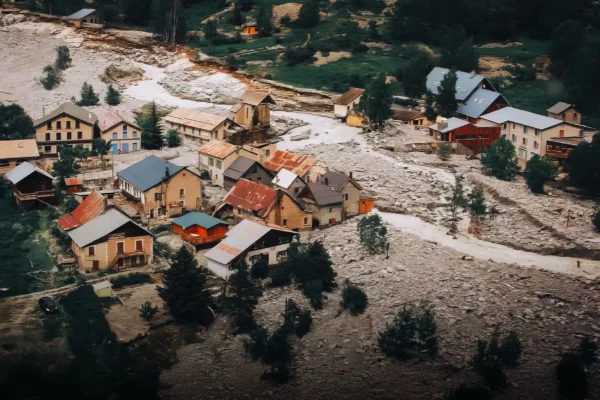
(481, 136, 519, 180)
(445, 175, 468, 221)
(358, 73, 393, 129)
(297, 0, 320, 28)
(468, 184, 488, 218)
(523, 155, 558, 193)
(425, 89, 436, 121)
(105, 84, 122, 106)
(435, 69, 458, 118)
(230, 3, 243, 25)
(55, 46, 72, 70)
(76, 82, 100, 106)
(257, 4, 273, 37)
(140, 101, 164, 149)
(157, 245, 212, 321)
(224, 260, 263, 333)
(166, 129, 182, 147)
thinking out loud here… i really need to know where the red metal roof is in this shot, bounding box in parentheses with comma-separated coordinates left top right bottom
(223, 179, 277, 217)
(57, 191, 106, 230)
(64, 177, 83, 186)
(263, 150, 316, 178)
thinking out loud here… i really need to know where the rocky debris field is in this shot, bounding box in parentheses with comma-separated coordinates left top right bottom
(162, 218, 600, 400)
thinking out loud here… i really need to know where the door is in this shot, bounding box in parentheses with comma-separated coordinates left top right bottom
(117, 242, 124, 254)
(559, 130, 565, 137)
(122, 143, 129, 153)
(112, 143, 118, 154)
(133, 143, 138, 151)
(92, 260, 99, 271)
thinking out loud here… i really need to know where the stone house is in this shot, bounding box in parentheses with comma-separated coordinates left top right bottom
(68, 208, 154, 271)
(0, 139, 39, 174)
(272, 168, 306, 200)
(223, 156, 274, 190)
(334, 88, 365, 119)
(229, 91, 276, 128)
(547, 102, 582, 125)
(164, 109, 236, 143)
(57, 190, 107, 231)
(320, 171, 363, 218)
(198, 139, 240, 187)
(298, 182, 344, 228)
(98, 110, 141, 154)
(117, 155, 202, 219)
(33, 102, 98, 158)
(239, 141, 277, 163)
(204, 219, 297, 279)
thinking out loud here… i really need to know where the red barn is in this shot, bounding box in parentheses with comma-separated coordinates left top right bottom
(429, 118, 501, 155)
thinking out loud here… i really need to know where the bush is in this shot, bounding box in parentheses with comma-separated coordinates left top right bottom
(352, 43, 369, 53)
(110, 272, 154, 289)
(139, 301, 159, 321)
(341, 281, 368, 314)
(444, 384, 491, 400)
(481, 136, 519, 181)
(284, 44, 317, 66)
(378, 303, 438, 360)
(593, 209, 600, 232)
(268, 263, 293, 287)
(199, 170, 211, 180)
(283, 299, 313, 337)
(472, 328, 522, 389)
(166, 129, 182, 148)
(40, 65, 62, 90)
(437, 142, 453, 161)
(556, 352, 588, 400)
(577, 337, 597, 366)
(523, 155, 558, 193)
(55, 46, 72, 70)
(302, 280, 325, 309)
(244, 325, 295, 383)
(250, 259, 269, 280)
(357, 214, 387, 254)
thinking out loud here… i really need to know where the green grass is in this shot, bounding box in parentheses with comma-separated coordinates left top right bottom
(476, 38, 551, 62)
(502, 79, 566, 116)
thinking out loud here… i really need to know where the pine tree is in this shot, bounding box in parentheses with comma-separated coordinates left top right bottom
(397, 52, 432, 101)
(140, 102, 164, 150)
(297, 0, 320, 28)
(358, 73, 393, 129)
(76, 82, 100, 106)
(230, 3, 243, 25)
(368, 20, 378, 40)
(435, 69, 458, 118)
(245, 325, 295, 382)
(481, 136, 520, 180)
(341, 281, 368, 315)
(468, 184, 487, 218)
(40, 65, 62, 90)
(437, 142, 452, 161)
(55, 46, 72, 70)
(139, 301, 159, 321)
(472, 328, 522, 389)
(157, 245, 212, 321)
(425, 89, 436, 121)
(166, 129, 182, 148)
(105, 84, 122, 106)
(224, 260, 263, 333)
(445, 175, 468, 221)
(523, 155, 558, 193)
(357, 214, 387, 254)
(257, 4, 273, 37)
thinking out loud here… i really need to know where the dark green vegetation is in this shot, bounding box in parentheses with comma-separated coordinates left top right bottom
(481, 136, 520, 181)
(556, 337, 597, 400)
(105, 84, 122, 106)
(472, 328, 523, 390)
(340, 281, 368, 315)
(166, 129, 183, 148)
(0, 103, 34, 140)
(223, 260, 263, 333)
(357, 214, 387, 254)
(565, 133, 600, 195)
(75, 82, 100, 107)
(137, 101, 165, 150)
(523, 155, 558, 193)
(110, 272, 155, 289)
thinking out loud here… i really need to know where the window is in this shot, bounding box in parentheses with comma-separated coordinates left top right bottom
(45, 133, 50, 141)
(155, 193, 162, 201)
(534, 141, 539, 149)
(344, 194, 349, 201)
(237, 208, 241, 215)
(123, 125, 128, 131)
(113, 133, 117, 139)
(574, 113, 578, 119)
(123, 132, 127, 139)
(133, 131, 138, 138)
(44, 146, 51, 153)
(281, 206, 285, 210)
(76, 121, 80, 128)
(56, 132, 62, 140)
(283, 219, 287, 227)
(67, 132, 72, 140)
(88, 246, 95, 256)
(179, 188, 185, 197)
(265, 149, 271, 157)
(208, 157, 214, 166)
(512, 123, 516, 129)
(57, 121, 62, 129)
(47, 122, 52, 129)
(523, 127, 528, 133)
(535, 130, 540, 137)
(216, 160, 222, 169)
(329, 207, 333, 213)
(77, 132, 82, 139)
(503, 123, 507, 129)
(257, 177, 262, 183)
(518, 148, 527, 159)
(133, 143, 138, 151)
(179, 200, 184, 207)
(303, 217, 308, 225)
(134, 239, 143, 251)
(522, 138, 527, 145)
(66, 121, 71, 129)
(294, 187, 299, 194)
(511, 135, 516, 142)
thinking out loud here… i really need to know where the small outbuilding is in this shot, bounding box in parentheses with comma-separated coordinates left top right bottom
(334, 88, 365, 119)
(92, 281, 115, 298)
(5, 162, 56, 206)
(64, 177, 84, 193)
(242, 22, 259, 35)
(66, 9, 100, 27)
(172, 212, 229, 246)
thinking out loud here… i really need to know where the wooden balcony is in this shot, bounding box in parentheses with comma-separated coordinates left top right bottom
(15, 189, 55, 201)
(180, 232, 226, 246)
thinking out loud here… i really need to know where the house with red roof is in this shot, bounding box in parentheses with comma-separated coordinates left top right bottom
(57, 190, 107, 231)
(263, 150, 317, 181)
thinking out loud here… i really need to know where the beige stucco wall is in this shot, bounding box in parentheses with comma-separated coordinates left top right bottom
(73, 234, 152, 271)
(231, 104, 270, 127)
(35, 114, 95, 157)
(142, 169, 202, 217)
(334, 95, 362, 118)
(317, 204, 343, 225)
(548, 109, 581, 125)
(0, 158, 38, 174)
(341, 182, 361, 216)
(275, 177, 306, 200)
(199, 151, 239, 187)
(266, 194, 312, 231)
(101, 121, 141, 153)
(166, 120, 230, 143)
(239, 143, 276, 163)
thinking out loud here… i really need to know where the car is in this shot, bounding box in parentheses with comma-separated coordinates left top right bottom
(38, 296, 58, 314)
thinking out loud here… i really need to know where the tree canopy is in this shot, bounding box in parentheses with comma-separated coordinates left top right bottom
(435, 69, 458, 118)
(358, 74, 393, 128)
(0, 104, 35, 140)
(565, 133, 600, 195)
(523, 155, 558, 193)
(481, 136, 520, 180)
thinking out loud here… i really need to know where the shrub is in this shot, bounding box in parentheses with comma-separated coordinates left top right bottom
(268, 263, 293, 287)
(55, 46, 72, 70)
(302, 280, 325, 309)
(341, 281, 368, 314)
(556, 352, 588, 400)
(472, 328, 522, 389)
(523, 155, 558, 193)
(51, 225, 71, 250)
(139, 301, 159, 321)
(352, 43, 369, 53)
(166, 129, 182, 148)
(250, 259, 269, 280)
(593, 209, 600, 232)
(283, 299, 313, 337)
(199, 170, 211, 180)
(40, 65, 62, 90)
(378, 303, 438, 360)
(437, 142, 453, 161)
(577, 337, 597, 366)
(244, 325, 295, 383)
(357, 214, 387, 254)
(444, 384, 491, 400)
(223, 260, 263, 333)
(110, 272, 154, 289)
(481, 136, 519, 180)
(284, 44, 317, 66)
(295, 309, 313, 337)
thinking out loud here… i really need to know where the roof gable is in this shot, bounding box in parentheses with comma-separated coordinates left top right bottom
(223, 179, 277, 217)
(272, 169, 301, 189)
(426, 67, 490, 102)
(457, 88, 507, 118)
(57, 191, 107, 230)
(198, 139, 239, 159)
(304, 182, 344, 206)
(547, 102, 574, 114)
(172, 212, 228, 229)
(335, 87, 366, 105)
(241, 91, 276, 106)
(117, 155, 185, 192)
(96, 110, 140, 132)
(0, 139, 39, 160)
(263, 150, 316, 177)
(481, 107, 563, 130)
(429, 117, 472, 133)
(5, 162, 55, 184)
(320, 171, 362, 192)
(33, 102, 97, 128)
(68, 208, 152, 247)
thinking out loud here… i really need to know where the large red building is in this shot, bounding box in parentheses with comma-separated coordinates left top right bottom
(428, 118, 501, 154)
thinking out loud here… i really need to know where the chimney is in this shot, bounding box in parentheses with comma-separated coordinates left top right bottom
(325, 177, 329, 186)
(438, 119, 448, 130)
(349, 171, 353, 179)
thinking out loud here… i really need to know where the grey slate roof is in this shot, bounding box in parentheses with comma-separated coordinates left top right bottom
(481, 107, 563, 130)
(172, 212, 228, 230)
(426, 67, 487, 101)
(5, 162, 55, 184)
(117, 155, 185, 192)
(457, 88, 503, 118)
(33, 102, 97, 128)
(67, 9, 96, 20)
(547, 102, 574, 114)
(68, 208, 150, 247)
(223, 156, 256, 181)
(429, 117, 471, 133)
(320, 171, 362, 191)
(307, 182, 344, 206)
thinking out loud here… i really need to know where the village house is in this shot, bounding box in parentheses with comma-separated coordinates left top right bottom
(230, 91, 276, 128)
(57, 190, 107, 231)
(204, 219, 297, 279)
(334, 88, 365, 119)
(117, 155, 202, 219)
(66, 9, 101, 27)
(263, 150, 317, 181)
(480, 107, 597, 168)
(98, 110, 141, 154)
(547, 102, 582, 124)
(198, 139, 240, 187)
(544, 136, 592, 164)
(64, 178, 84, 193)
(238, 141, 277, 163)
(298, 182, 344, 228)
(428, 117, 501, 155)
(215, 178, 313, 232)
(392, 109, 431, 126)
(33, 102, 98, 158)
(172, 212, 229, 246)
(223, 156, 274, 190)
(426, 67, 509, 123)
(320, 171, 363, 218)
(272, 169, 306, 200)
(164, 109, 236, 143)
(0, 139, 39, 174)
(241, 22, 259, 36)
(68, 208, 154, 272)
(5, 161, 55, 206)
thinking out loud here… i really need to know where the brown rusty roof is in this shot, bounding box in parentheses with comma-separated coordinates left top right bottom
(223, 179, 277, 217)
(57, 190, 106, 230)
(164, 109, 229, 131)
(64, 177, 83, 186)
(263, 150, 316, 178)
(198, 139, 239, 159)
(96, 109, 140, 132)
(241, 91, 276, 106)
(392, 109, 424, 121)
(0, 139, 39, 160)
(334, 87, 365, 105)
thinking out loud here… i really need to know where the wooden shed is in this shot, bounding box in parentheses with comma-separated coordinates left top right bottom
(172, 212, 229, 246)
(64, 177, 84, 193)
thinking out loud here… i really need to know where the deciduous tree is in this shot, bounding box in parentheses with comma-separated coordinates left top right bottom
(0, 103, 35, 140)
(358, 73, 392, 129)
(357, 214, 387, 254)
(481, 136, 519, 180)
(523, 155, 558, 193)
